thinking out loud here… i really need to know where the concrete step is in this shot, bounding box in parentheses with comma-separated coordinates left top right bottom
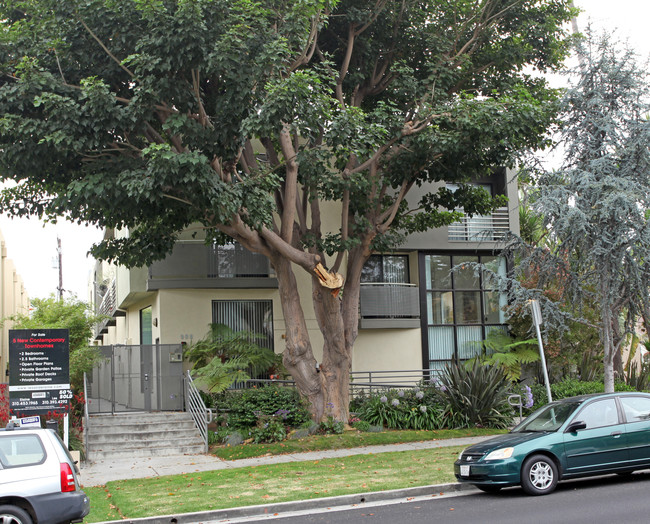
(85, 411, 206, 462)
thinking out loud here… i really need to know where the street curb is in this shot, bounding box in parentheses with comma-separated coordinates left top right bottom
(94, 482, 475, 523)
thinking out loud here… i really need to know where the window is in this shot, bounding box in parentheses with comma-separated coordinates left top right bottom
(0, 435, 46, 468)
(361, 255, 409, 283)
(140, 306, 152, 345)
(620, 396, 650, 423)
(209, 243, 270, 278)
(422, 253, 507, 372)
(577, 399, 620, 429)
(212, 300, 274, 351)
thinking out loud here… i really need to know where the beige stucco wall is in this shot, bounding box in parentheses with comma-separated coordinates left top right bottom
(0, 229, 30, 382)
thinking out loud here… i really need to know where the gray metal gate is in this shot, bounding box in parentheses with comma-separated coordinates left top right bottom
(86, 344, 184, 414)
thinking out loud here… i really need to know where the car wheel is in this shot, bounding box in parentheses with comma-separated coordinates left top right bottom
(521, 455, 558, 496)
(0, 505, 33, 524)
(476, 485, 502, 493)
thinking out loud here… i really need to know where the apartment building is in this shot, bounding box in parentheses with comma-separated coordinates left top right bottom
(0, 229, 30, 382)
(91, 170, 519, 376)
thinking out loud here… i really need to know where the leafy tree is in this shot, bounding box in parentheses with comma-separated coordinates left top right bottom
(0, 0, 576, 421)
(3, 296, 103, 389)
(493, 30, 650, 393)
(185, 323, 283, 392)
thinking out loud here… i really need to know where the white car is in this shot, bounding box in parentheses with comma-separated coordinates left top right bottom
(0, 426, 89, 524)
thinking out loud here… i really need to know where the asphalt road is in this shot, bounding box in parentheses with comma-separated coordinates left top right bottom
(226, 471, 650, 524)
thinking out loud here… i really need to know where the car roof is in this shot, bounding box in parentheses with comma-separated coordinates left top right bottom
(555, 391, 650, 404)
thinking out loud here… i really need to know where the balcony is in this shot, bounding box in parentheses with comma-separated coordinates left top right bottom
(359, 283, 420, 329)
(448, 207, 510, 242)
(148, 241, 277, 290)
(95, 279, 125, 339)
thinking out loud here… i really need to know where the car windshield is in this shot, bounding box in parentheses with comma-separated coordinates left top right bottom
(513, 401, 582, 433)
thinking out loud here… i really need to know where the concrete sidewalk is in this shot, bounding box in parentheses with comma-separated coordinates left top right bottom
(79, 435, 494, 487)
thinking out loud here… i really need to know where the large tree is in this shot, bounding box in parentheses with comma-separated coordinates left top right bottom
(0, 0, 575, 422)
(498, 30, 650, 392)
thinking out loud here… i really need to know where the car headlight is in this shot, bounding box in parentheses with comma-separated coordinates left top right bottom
(458, 449, 465, 460)
(484, 447, 514, 460)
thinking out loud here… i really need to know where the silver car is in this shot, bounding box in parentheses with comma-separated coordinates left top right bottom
(0, 426, 89, 524)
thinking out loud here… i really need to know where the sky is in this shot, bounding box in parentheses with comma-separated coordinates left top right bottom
(0, 0, 649, 302)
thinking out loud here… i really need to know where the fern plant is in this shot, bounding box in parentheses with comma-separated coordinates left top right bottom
(185, 323, 283, 392)
(467, 330, 539, 381)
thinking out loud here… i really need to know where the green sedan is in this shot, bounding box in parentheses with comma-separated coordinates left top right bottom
(454, 391, 650, 495)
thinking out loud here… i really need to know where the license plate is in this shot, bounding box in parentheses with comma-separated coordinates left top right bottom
(460, 465, 470, 477)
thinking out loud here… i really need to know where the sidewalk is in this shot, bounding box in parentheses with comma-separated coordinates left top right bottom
(79, 434, 493, 487)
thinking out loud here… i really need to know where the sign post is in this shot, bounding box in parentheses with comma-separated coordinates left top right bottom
(530, 300, 553, 404)
(8, 329, 71, 444)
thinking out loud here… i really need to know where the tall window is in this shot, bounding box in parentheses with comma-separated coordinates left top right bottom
(140, 306, 153, 345)
(421, 254, 507, 372)
(361, 255, 409, 283)
(212, 300, 274, 351)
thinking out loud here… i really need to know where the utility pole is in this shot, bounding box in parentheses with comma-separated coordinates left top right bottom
(57, 237, 63, 301)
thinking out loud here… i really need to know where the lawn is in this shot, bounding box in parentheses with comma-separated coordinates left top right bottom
(84, 445, 466, 522)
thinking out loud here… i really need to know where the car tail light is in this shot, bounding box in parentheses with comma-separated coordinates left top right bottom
(60, 463, 76, 492)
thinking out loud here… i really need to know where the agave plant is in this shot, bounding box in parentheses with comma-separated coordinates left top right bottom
(435, 359, 513, 429)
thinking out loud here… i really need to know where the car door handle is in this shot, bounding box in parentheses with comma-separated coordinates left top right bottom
(611, 431, 622, 438)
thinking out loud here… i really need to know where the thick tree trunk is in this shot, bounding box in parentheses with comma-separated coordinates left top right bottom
(272, 256, 326, 420)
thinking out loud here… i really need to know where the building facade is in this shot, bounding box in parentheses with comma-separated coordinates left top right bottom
(92, 170, 519, 376)
(0, 229, 30, 383)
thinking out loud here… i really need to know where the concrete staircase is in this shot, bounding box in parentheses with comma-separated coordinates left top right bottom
(85, 411, 205, 462)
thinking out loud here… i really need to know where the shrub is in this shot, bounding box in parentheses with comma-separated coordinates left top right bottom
(351, 419, 371, 432)
(434, 360, 513, 429)
(528, 378, 636, 412)
(355, 389, 445, 430)
(220, 386, 311, 430)
(319, 416, 344, 435)
(249, 414, 287, 443)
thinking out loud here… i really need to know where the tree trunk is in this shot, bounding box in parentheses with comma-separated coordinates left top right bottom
(601, 279, 615, 393)
(272, 256, 325, 420)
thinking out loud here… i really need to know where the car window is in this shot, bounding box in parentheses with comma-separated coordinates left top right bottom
(620, 396, 650, 423)
(575, 399, 619, 429)
(515, 401, 581, 432)
(0, 434, 46, 468)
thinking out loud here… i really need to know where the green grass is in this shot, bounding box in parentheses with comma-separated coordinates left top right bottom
(213, 427, 504, 460)
(84, 445, 466, 522)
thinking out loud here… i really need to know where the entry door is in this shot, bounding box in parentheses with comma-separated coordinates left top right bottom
(563, 398, 628, 474)
(140, 345, 153, 412)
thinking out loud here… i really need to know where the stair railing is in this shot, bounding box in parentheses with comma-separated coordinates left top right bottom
(83, 372, 90, 461)
(184, 371, 213, 452)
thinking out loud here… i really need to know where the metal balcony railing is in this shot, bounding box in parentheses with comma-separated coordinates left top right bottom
(448, 206, 510, 242)
(359, 283, 420, 319)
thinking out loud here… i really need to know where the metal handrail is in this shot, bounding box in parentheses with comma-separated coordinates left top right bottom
(184, 371, 213, 453)
(83, 372, 90, 461)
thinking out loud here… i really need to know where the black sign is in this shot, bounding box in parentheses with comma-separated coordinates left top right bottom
(8, 329, 71, 416)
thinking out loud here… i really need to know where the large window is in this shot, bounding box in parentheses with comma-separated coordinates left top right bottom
(212, 300, 274, 351)
(421, 254, 507, 372)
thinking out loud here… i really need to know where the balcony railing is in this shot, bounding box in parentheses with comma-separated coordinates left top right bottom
(359, 283, 420, 325)
(448, 206, 510, 242)
(148, 241, 277, 289)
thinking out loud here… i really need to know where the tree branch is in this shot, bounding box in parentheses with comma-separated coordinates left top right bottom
(76, 16, 134, 78)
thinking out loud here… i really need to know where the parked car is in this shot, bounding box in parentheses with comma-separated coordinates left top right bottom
(0, 425, 90, 524)
(455, 391, 650, 495)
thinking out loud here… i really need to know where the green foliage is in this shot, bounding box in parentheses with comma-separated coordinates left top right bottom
(350, 419, 370, 432)
(467, 330, 539, 382)
(528, 378, 637, 412)
(434, 360, 513, 429)
(354, 389, 445, 431)
(185, 324, 283, 393)
(249, 414, 287, 444)
(217, 386, 312, 430)
(319, 416, 344, 435)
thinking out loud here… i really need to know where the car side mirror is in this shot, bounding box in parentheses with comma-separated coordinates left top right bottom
(566, 420, 587, 433)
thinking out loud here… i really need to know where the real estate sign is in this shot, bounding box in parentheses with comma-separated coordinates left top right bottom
(8, 329, 72, 416)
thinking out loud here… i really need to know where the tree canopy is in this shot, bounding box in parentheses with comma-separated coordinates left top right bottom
(497, 29, 650, 392)
(0, 0, 576, 420)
